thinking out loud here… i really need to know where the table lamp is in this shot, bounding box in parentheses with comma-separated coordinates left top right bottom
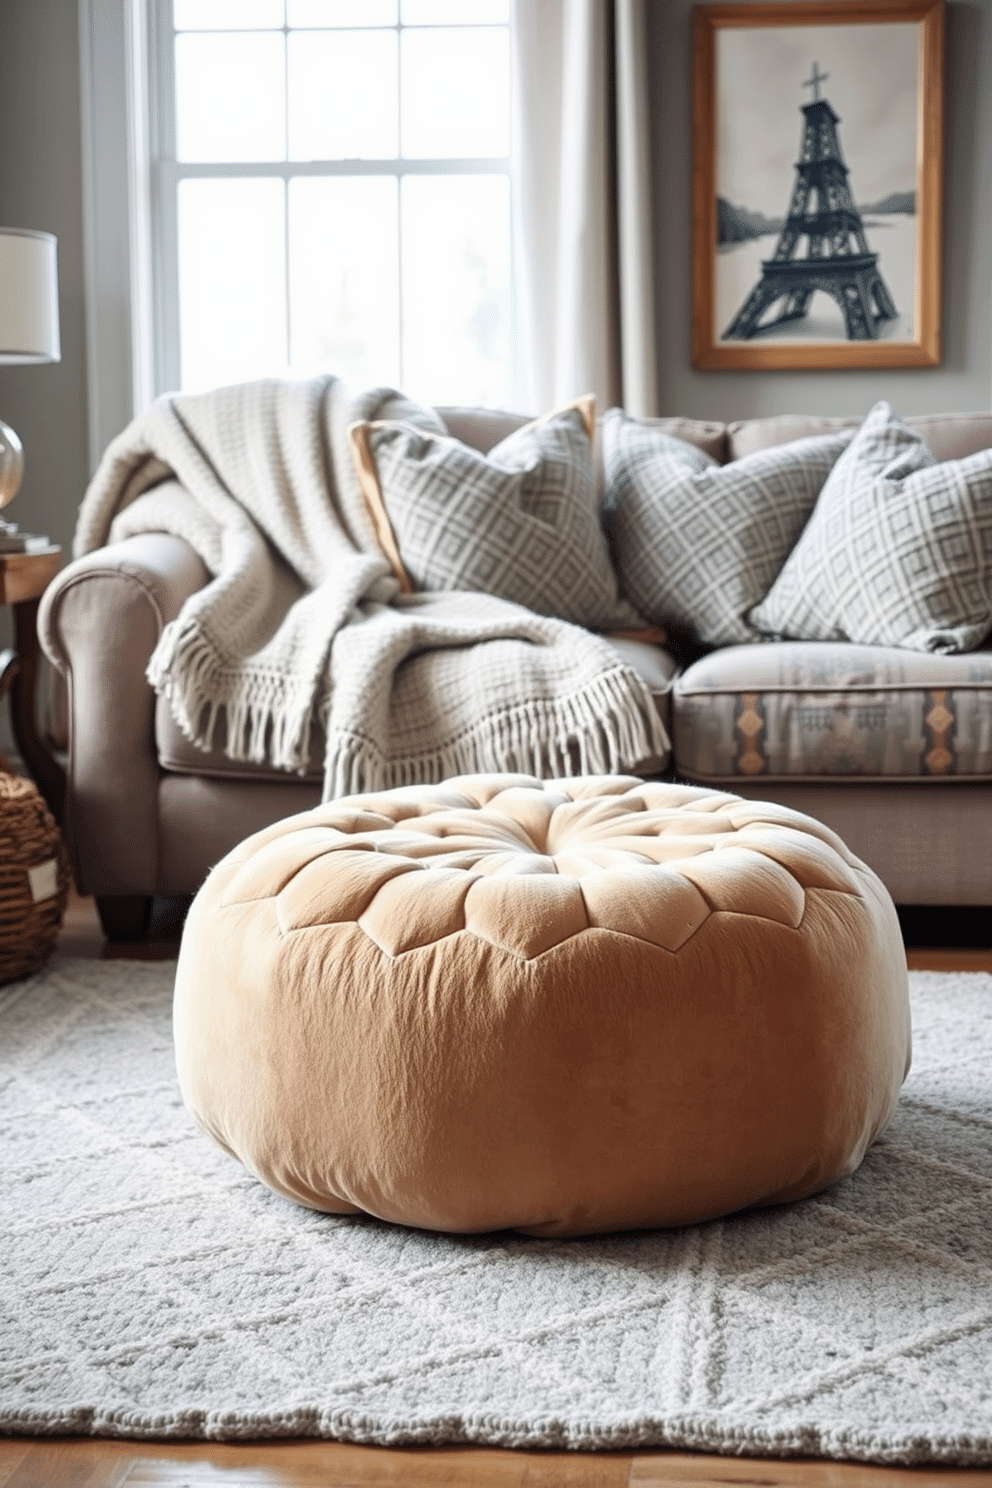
(0, 228, 61, 552)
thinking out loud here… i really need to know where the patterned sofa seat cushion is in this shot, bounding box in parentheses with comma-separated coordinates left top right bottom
(673, 641, 992, 783)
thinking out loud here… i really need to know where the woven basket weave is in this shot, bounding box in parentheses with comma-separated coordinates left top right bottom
(0, 772, 69, 986)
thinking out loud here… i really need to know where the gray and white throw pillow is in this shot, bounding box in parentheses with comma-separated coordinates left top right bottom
(601, 408, 851, 646)
(349, 399, 639, 631)
(750, 400, 992, 653)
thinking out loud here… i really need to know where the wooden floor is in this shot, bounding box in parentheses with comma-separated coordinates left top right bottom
(3, 891, 991, 1488)
(5, 1439, 992, 1488)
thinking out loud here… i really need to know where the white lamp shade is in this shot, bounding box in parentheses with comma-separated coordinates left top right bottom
(0, 228, 60, 364)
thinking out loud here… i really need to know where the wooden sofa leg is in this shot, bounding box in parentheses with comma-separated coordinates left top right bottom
(96, 894, 153, 943)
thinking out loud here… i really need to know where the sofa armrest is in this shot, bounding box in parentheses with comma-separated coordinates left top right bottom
(38, 534, 209, 896)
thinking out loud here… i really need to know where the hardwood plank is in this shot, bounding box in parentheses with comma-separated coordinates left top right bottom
(906, 948, 992, 973)
(55, 889, 182, 963)
(0, 1444, 31, 1488)
(629, 1451, 992, 1485)
(56, 888, 118, 959)
(119, 1443, 630, 1486)
(121, 1441, 629, 1486)
(3, 1440, 631, 1488)
(8, 1442, 992, 1488)
(0, 1439, 131, 1488)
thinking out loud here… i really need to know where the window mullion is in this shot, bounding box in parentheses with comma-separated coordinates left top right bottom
(160, 158, 508, 179)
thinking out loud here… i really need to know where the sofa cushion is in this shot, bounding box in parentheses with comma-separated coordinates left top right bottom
(673, 640, 992, 783)
(728, 411, 992, 464)
(155, 636, 678, 781)
(601, 414, 729, 464)
(349, 398, 639, 631)
(435, 407, 531, 453)
(155, 695, 326, 784)
(751, 402, 992, 654)
(436, 409, 729, 465)
(600, 410, 850, 645)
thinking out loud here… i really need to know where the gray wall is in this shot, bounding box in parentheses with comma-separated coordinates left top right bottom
(0, 0, 88, 562)
(648, 0, 992, 420)
(0, 0, 87, 725)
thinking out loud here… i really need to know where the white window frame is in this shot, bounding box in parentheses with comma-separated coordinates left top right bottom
(78, 0, 514, 470)
(151, 5, 512, 399)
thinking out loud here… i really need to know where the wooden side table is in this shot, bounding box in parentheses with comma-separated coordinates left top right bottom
(0, 548, 66, 822)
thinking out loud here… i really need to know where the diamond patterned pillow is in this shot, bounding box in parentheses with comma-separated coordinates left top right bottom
(750, 401, 992, 654)
(349, 399, 638, 631)
(601, 408, 850, 646)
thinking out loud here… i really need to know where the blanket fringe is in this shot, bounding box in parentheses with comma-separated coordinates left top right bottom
(322, 667, 670, 800)
(148, 618, 319, 773)
(150, 613, 670, 798)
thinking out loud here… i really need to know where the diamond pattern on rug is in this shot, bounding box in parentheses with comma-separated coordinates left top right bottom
(2, 959, 992, 1462)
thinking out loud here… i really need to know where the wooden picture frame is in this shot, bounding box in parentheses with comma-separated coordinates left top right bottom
(691, 0, 944, 370)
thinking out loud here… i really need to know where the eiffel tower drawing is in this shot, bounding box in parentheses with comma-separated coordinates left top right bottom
(723, 63, 897, 341)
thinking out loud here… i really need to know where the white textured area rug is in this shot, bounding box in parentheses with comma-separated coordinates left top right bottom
(2, 959, 992, 1464)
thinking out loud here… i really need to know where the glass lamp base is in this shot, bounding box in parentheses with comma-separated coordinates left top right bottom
(0, 419, 24, 510)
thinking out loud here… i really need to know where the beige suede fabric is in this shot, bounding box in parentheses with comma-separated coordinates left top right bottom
(173, 775, 910, 1238)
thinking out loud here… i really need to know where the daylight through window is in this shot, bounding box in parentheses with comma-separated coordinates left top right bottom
(154, 0, 512, 405)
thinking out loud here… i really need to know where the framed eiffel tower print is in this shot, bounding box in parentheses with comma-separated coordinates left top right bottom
(691, 0, 944, 369)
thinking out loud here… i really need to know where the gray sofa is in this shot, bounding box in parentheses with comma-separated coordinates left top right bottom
(38, 406, 992, 938)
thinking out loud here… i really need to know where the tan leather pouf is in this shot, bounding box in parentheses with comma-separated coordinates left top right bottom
(173, 774, 910, 1238)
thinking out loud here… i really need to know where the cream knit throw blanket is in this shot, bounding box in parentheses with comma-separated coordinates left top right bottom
(74, 377, 668, 798)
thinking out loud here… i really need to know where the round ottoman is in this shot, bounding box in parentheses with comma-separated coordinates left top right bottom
(173, 774, 910, 1237)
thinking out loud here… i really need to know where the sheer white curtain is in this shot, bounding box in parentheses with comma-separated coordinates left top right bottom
(511, 0, 657, 417)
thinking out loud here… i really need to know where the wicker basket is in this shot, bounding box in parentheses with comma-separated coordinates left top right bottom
(0, 771, 70, 985)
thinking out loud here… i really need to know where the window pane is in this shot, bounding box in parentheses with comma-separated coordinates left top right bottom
(174, 0, 284, 29)
(401, 0, 508, 23)
(287, 0, 396, 25)
(401, 28, 508, 158)
(178, 178, 287, 392)
(289, 178, 400, 387)
(401, 174, 510, 406)
(175, 34, 286, 162)
(288, 31, 398, 160)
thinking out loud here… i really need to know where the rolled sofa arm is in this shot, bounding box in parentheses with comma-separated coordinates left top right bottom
(38, 533, 209, 898)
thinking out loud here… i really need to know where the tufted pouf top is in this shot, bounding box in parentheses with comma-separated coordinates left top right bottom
(174, 775, 910, 1237)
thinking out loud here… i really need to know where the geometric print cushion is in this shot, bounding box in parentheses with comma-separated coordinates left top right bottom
(601, 407, 851, 646)
(348, 398, 639, 632)
(673, 639, 992, 781)
(751, 400, 992, 654)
